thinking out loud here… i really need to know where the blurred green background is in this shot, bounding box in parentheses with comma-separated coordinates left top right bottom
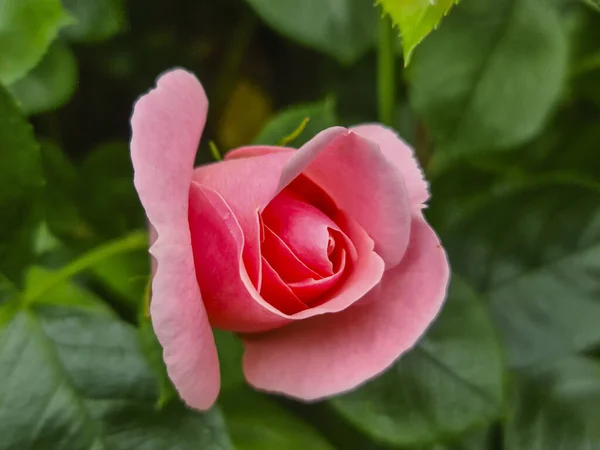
(1, 0, 600, 449)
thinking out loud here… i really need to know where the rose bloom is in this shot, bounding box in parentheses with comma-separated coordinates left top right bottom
(130, 69, 450, 410)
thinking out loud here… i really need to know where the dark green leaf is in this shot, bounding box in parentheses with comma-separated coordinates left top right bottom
(41, 141, 93, 243)
(0, 84, 43, 284)
(214, 330, 245, 391)
(0, 300, 232, 449)
(242, 0, 378, 64)
(0, 0, 71, 84)
(78, 141, 145, 239)
(61, 0, 127, 42)
(8, 42, 78, 116)
(505, 357, 600, 449)
(436, 174, 600, 369)
(221, 388, 335, 450)
(331, 279, 505, 447)
(409, 0, 568, 157)
(138, 317, 177, 409)
(252, 98, 337, 147)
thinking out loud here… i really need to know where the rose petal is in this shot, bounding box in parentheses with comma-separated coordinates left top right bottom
(352, 124, 429, 210)
(189, 182, 293, 332)
(262, 224, 321, 282)
(278, 129, 412, 268)
(260, 257, 309, 314)
(262, 189, 340, 276)
(130, 69, 219, 410)
(242, 213, 449, 401)
(193, 151, 295, 288)
(288, 249, 346, 303)
(189, 182, 384, 330)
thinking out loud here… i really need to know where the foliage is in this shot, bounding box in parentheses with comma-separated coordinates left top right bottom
(1, 0, 599, 448)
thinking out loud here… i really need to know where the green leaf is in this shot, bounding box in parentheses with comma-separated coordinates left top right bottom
(505, 357, 600, 449)
(442, 183, 600, 369)
(8, 42, 78, 116)
(331, 279, 505, 447)
(378, 0, 457, 64)
(0, 84, 43, 285)
(0, 0, 71, 84)
(23, 266, 113, 315)
(61, 0, 127, 42)
(221, 388, 335, 450)
(214, 330, 245, 391)
(409, 0, 568, 157)
(40, 141, 94, 243)
(242, 0, 378, 64)
(0, 301, 233, 449)
(252, 98, 337, 147)
(138, 317, 177, 409)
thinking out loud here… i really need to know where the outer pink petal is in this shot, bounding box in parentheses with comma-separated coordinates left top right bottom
(279, 128, 412, 268)
(242, 213, 449, 401)
(130, 69, 219, 410)
(352, 124, 429, 209)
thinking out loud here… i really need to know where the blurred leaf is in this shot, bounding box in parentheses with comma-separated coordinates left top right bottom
(138, 317, 177, 409)
(331, 279, 505, 447)
(40, 141, 93, 243)
(217, 80, 273, 150)
(221, 388, 334, 450)
(0, 84, 43, 285)
(409, 0, 567, 157)
(0, 299, 232, 449)
(379, 0, 457, 64)
(214, 330, 245, 391)
(8, 42, 78, 116)
(584, 0, 600, 11)
(252, 98, 337, 147)
(78, 141, 144, 239)
(243, 0, 378, 64)
(24, 266, 112, 314)
(61, 0, 127, 42)
(23, 230, 148, 304)
(0, 0, 71, 84)
(91, 249, 149, 307)
(505, 357, 600, 449)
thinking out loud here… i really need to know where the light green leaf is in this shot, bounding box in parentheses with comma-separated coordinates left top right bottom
(8, 42, 78, 115)
(0, 0, 71, 84)
(252, 98, 337, 147)
(505, 357, 600, 449)
(221, 388, 335, 450)
(23, 266, 113, 315)
(331, 279, 505, 447)
(409, 0, 568, 157)
(242, 0, 378, 64)
(0, 84, 43, 285)
(378, 0, 457, 64)
(61, 0, 127, 42)
(0, 301, 233, 449)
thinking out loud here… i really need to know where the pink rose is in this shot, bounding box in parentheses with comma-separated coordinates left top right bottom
(130, 69, 450, 410)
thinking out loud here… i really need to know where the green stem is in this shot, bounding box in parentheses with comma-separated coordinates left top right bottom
(23, 230, 148, 305)
(378, 14, 396, 126)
